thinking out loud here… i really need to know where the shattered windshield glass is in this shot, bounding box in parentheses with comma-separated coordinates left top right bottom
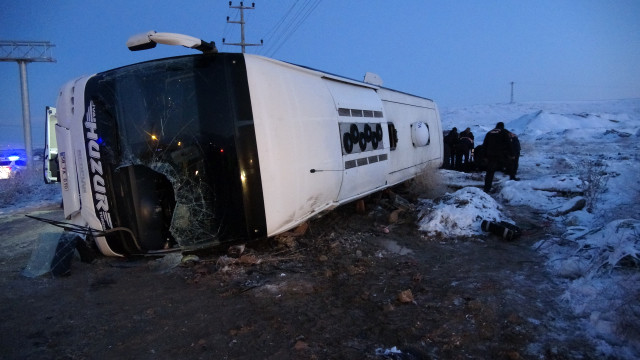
(90, 54, 242, 250)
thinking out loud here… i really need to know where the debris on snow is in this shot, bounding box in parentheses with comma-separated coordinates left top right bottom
(551, 196, 587, 216)
(148, 252, 183, 273)
(397, 289, 414, 303)
(375, 346, 402, 356)
(227, 244, 245, 258)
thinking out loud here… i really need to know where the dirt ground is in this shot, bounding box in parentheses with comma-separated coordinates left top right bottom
(0, 188, 599, 360)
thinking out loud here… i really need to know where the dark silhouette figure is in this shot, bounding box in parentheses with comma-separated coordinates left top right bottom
(443, 127, 459, 169)
(508, 131, 521, 180)
(456, 127, 475, 170)
(482, 122, 514, 192)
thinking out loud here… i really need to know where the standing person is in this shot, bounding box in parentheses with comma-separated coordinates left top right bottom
(443, 127, 459, 169)
(457, 127, 475, 170)
(460, 127, 474, 145)
(482, 122, 513, 192)
(442, 131, 451, 169)
(508, 131, 521, 180)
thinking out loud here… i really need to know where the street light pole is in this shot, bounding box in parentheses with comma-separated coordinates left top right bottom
(19, 60, 33, 166)
(510, 81, 515, 104)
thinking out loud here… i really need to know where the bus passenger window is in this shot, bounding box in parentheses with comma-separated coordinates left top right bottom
(388, 123, 398, 150)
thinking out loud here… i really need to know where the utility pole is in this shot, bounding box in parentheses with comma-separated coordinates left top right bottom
(510, 81, 515, 104)
(0, 41, 56, 168)
(223, 2, 263, 53)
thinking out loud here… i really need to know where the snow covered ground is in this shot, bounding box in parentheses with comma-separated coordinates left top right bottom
(423, 98, 640, 358)
(0, 166, 61, 215)
(1, 98, 639, 357)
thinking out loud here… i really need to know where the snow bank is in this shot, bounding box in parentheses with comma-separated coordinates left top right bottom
(498, 175, 583, 210)
(418, 187, 511, 238)
(548, 219, 640, 280)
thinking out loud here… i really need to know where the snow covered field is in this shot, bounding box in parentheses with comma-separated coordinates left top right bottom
(1, 98, 638, 358)
(425, 98, 640, 358)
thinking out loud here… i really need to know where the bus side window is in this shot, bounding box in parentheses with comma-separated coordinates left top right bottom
(388, 123, 398, 150)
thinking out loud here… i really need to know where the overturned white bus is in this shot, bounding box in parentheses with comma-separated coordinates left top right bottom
(45, 32, 443, 257)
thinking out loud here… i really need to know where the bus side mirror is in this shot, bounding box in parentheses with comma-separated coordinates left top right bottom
(127, 31, 218, 54)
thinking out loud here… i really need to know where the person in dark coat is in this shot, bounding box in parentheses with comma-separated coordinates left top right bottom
(443, 127, 459, 169)
(508, 131, 521, 180)
(482, 122, 514, 192)
(460, 127, 474, 144)
(456, 127, 475, 171)
(442, 131, 451, 169)
(474, 144, 486, 171)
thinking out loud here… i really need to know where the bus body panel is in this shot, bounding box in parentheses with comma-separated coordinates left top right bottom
(244, 55, 343, 236)
(378, 87, 443, 186)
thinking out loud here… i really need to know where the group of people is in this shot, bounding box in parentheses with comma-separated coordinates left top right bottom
(443, 127, 476, 171)
(443, 123, 521, 192)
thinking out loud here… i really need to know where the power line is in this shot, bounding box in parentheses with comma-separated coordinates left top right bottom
(262, 0, 323, 58)
(217, 0, 323, 57)
(271, 0, 321, 57)
(258, 0, 299, 55)
(269, 0, 322, 57)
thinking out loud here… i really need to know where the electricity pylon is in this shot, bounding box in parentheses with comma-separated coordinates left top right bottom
(223, 2, 263, 53)
(0, 40, 56, 167)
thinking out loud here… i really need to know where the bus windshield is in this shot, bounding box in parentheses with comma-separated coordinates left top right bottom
(84, 53, 251, 251)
